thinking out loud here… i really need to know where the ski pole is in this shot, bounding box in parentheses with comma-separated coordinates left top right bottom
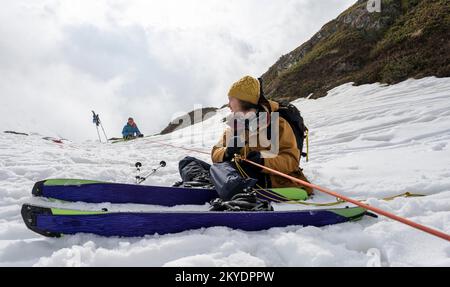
(135, 162, 142, 184)
(92, 111, 102, 143)
(100, 122, 108, 142)
(135, 161, 166, 184)
(95, 126, 102, 143)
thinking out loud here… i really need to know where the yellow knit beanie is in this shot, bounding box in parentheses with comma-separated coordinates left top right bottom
(228, 76, 260, 105)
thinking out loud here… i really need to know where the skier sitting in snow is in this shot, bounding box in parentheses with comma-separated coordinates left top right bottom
(211, 75, 313, 194)
(175, 75, 312, 202)
(122, 117, 143, 139)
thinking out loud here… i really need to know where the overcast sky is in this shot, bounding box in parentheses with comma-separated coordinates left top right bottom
(0, 0, 355, 141)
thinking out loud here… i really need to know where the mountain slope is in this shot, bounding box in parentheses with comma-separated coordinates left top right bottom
(261, 0, 450, 101)
(159, 107, 218, 135)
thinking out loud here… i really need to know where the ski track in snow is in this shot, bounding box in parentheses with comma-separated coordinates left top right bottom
(0, 77, 449, 266)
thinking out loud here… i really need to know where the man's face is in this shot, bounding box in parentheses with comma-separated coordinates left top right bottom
(128, 119, 134, 125)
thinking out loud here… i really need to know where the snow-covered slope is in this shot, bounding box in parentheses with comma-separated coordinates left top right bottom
(1, 77, 449, 266)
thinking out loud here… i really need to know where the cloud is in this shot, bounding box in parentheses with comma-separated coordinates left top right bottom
(0, 0, 355, 141)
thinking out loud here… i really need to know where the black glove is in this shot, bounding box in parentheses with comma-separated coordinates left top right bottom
(223, 136, 243, 161)
(244, 151, 264, 171)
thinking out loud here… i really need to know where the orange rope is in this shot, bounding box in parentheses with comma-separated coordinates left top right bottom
(148, 140, 210, 155)
(144, 139, 450, 242)
(239, 157, 450, 242)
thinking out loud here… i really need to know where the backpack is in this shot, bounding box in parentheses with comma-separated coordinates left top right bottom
(257, 78, 309, 160)
(276, 101, 309, 159)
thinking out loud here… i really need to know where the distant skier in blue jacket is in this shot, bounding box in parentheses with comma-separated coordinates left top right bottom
(122, 117, 143, 139)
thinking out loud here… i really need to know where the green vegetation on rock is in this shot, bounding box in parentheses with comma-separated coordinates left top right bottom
(261, 0, 449, 101)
